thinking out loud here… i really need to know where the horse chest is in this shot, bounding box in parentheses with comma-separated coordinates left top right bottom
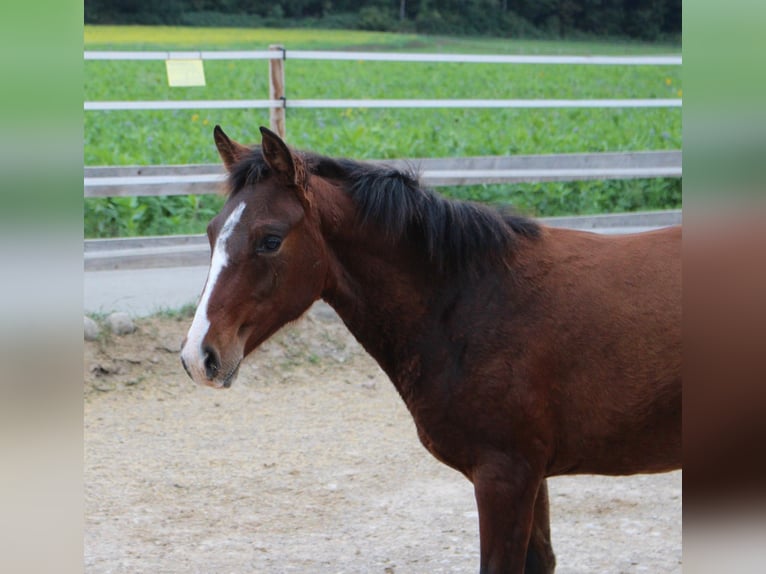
(414, 421, 466, 472)
(390, 358, 486, 475)
(407, 395, 477, 475)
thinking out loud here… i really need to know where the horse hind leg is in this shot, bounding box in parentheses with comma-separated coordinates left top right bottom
(525, 479, 556, 574)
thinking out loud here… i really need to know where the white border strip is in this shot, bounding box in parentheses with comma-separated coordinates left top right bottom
(84, 174, 226, 186)
(85, 50, 681, 65)
(286, 51, 681, 65)
(84, 98, 681, 111)
(286, 98, 682, 109)
(84, 99, 282, 111)
(422, 167, 682, 180)
(84, 50, 275, 60)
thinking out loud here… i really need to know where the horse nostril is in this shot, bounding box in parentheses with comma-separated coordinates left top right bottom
(202, 346, 220, 380)
(180, 355, 192, 378)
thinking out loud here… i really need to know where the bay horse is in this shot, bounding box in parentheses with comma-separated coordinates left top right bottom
(180, 126, 681, 573)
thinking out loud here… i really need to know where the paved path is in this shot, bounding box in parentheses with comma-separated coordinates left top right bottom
(85, 266, 208, 316)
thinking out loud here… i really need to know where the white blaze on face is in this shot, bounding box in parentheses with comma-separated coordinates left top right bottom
(181, 201, 246, 382)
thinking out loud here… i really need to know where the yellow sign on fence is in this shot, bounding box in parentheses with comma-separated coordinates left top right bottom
(165, 59, 206, 87)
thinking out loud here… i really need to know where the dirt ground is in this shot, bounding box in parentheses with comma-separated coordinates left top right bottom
(84, 302, 681, 573)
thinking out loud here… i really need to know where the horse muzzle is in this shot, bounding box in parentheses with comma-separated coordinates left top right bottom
(180, 342, 242, 389)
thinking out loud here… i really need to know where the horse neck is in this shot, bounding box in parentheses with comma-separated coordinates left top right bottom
(314, 182, 439, 387)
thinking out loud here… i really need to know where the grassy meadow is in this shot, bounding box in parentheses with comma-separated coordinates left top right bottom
(84, 26, 682, 237)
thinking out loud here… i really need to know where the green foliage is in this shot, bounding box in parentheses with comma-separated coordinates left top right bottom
(84, 195, 224, 238)
(152, 302, 198, 320)
(357, 6, 398, 31)
(442, 178, 681, 217)
(178, 12, 268, 28)
(84, 0, 682, 41)
(84, 26, 682, 238)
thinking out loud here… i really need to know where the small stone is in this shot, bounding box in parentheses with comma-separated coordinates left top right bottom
(84, 316, 100, 341)
(106, 312, 136, 335)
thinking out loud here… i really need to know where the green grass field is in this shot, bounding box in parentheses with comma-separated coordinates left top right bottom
(84, 25, 682, 54)
(84, 26, 682, 238)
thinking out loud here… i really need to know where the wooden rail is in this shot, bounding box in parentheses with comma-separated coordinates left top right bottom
(84, 51, 681, 65)
(84, 150, 681, 198)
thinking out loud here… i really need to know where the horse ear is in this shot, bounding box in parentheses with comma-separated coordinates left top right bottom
(214, 125, 250, 172)
(259, 126, 300, 184)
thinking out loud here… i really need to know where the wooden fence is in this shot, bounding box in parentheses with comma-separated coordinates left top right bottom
(85, 47, 681, 194)
(84, 48, 682, 128)
(84, 47, 682, 269)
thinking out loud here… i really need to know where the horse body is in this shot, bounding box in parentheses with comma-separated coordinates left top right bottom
(317, 183, 681, 478)
(180, 126, 681, 574)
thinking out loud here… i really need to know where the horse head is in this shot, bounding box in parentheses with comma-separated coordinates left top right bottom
(180, 126, 329, 388)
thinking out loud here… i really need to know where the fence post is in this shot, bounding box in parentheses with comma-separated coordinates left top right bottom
(268, 44, 286, 139)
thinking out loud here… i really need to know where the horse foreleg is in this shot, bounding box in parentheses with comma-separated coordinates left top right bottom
(525, 479, 556, 574)
(473, 461, 543, 574)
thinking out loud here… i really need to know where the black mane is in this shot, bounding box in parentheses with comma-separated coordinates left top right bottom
(228, 147, 540, 273)
(228, 147, 271, 193)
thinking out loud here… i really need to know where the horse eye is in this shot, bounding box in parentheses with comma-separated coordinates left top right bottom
(259, 235, 282, 253)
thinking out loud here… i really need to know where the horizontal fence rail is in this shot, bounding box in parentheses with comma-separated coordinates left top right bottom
(84, 98, 681, 112)
(84, 210, 682, 272)
(84, 50, 682, 65)
(84, 150, 682, 198)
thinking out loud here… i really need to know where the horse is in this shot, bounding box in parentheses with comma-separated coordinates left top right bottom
(180, 126, 682, 574)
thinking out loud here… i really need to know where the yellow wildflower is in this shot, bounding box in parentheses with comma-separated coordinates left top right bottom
(191, 113, 199, 122)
